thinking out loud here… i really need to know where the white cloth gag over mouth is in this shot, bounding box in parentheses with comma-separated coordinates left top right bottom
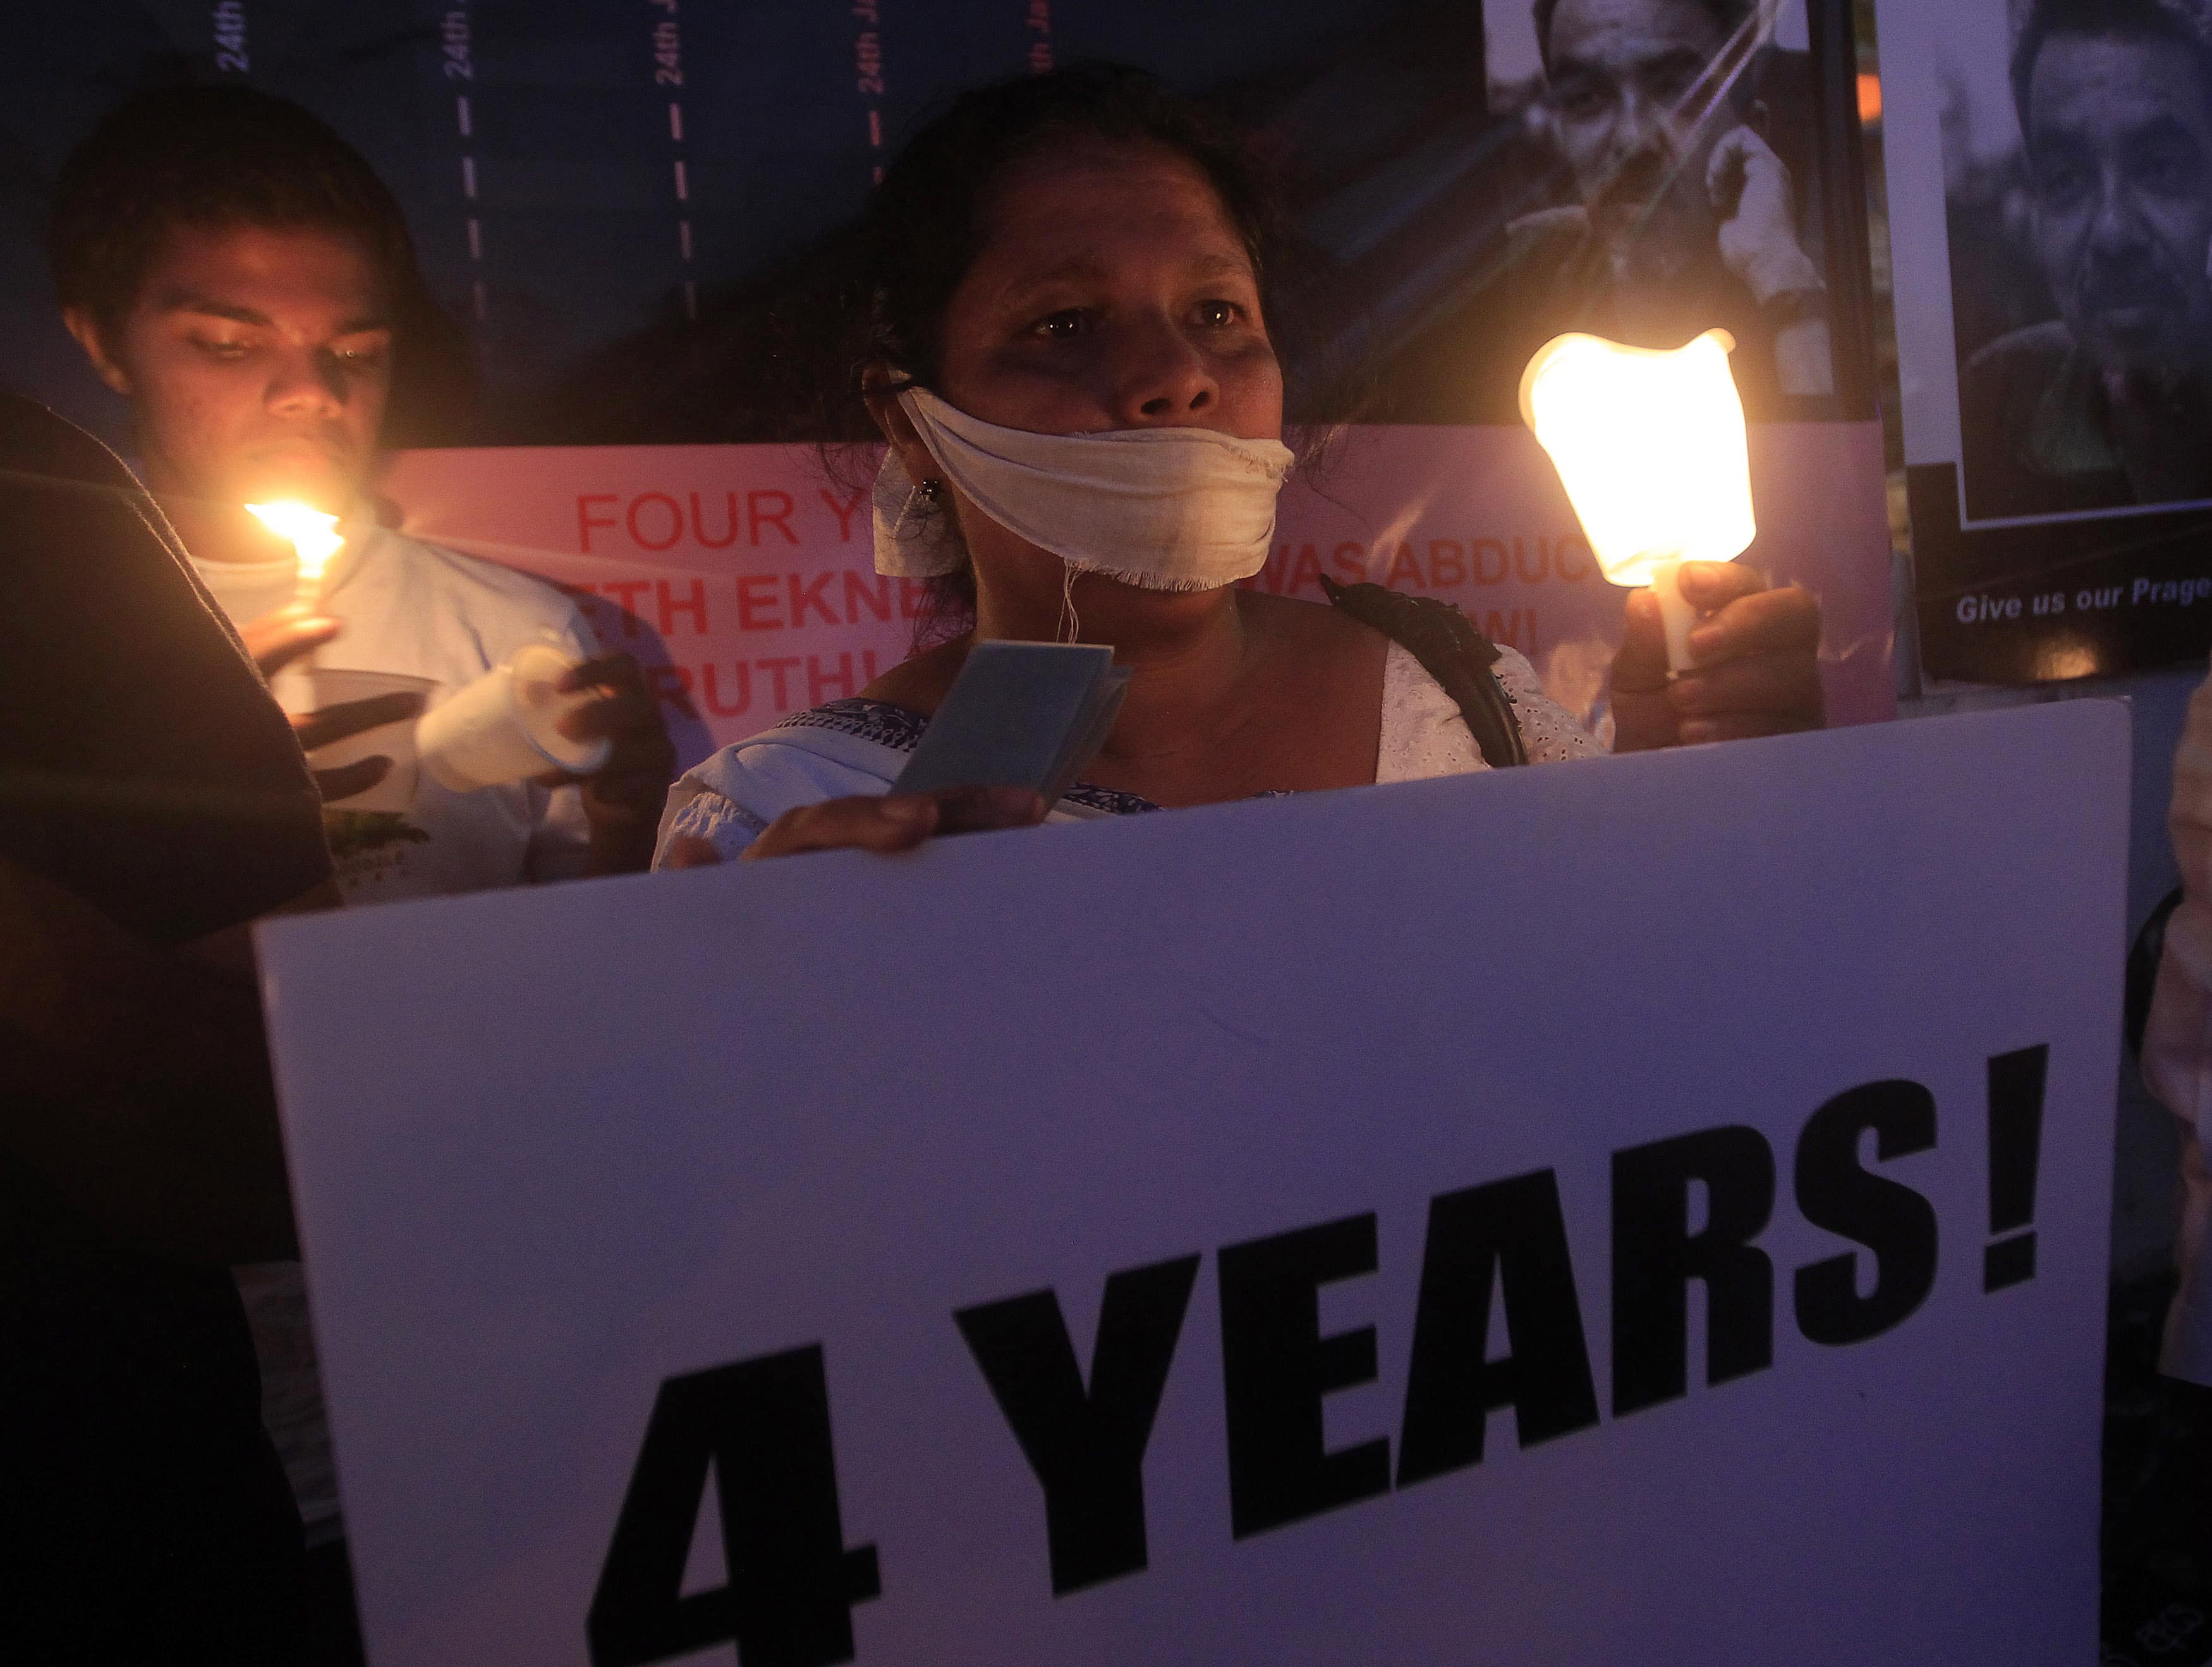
(870, 385, 1296, 591)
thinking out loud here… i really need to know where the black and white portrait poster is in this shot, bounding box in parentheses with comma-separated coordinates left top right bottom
(1880, 0, 2212, 683)
(1365, 0, 1860, 427)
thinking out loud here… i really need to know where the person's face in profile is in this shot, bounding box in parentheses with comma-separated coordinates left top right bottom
(2026, 30, 2212, 383)
(66, 222, 392, 513)
(1543, 0, 1732, 274)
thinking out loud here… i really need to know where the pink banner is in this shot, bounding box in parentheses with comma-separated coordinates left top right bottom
(379, 424, 1895, 772)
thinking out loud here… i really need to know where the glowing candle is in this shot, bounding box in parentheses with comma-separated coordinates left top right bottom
(1519, 329, 1755, 675)
(245, 499, 345, 612)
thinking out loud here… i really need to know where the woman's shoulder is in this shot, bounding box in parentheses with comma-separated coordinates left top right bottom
(1375, 637, 1600, 779)
(696, 697, 930, 783)
(861, 636, 968, 714)
(657, 699, 923, 865)
(1486, 646, 1601, 763)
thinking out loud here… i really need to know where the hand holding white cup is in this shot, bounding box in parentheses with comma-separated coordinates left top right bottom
(416, 643, 615, 793)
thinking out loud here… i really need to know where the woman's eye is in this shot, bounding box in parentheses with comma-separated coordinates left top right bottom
(1031, 309, 1091, 340)
(1195, 299, 1243, 327)
(195, 337, 251, 360)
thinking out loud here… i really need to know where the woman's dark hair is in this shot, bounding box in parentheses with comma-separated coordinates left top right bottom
(48, 83, 478, 444)
(855, 61, 1287, 399)
(818, 62, 1291, 634)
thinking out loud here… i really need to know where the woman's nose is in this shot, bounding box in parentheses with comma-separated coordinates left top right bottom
(1113, 316, 1217, 425)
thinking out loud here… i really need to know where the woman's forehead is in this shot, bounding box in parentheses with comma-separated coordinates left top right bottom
(970, 138, 1251, 288)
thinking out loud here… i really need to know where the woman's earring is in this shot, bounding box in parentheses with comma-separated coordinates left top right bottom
(892, 477, 944, 539)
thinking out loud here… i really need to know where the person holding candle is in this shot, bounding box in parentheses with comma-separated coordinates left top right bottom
(46, 84, 676, 1622)
(50, 85, 676, 900)
(659, 64, 1825, 867)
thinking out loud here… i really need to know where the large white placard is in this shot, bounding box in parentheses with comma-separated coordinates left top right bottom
(260, 702, 2128, 1666)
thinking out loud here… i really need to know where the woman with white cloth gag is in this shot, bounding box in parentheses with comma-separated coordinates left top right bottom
(656, 64, 1825, 867)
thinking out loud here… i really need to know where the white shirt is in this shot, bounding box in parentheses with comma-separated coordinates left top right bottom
(193, 521, 598, 905)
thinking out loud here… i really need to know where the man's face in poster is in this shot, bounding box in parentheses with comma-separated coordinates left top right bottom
(1541, 0, 1735, 279)
(2026, 28, 2212, 382)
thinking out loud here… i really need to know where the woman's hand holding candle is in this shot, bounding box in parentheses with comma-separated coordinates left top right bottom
(1610, 561, 1824, 752)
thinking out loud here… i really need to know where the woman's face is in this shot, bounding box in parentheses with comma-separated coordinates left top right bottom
(929, 138, 1283, 443)
(933, 137, 1283, 443)
(876, 135, 1285, 625)
(869, 135, 1284, 626)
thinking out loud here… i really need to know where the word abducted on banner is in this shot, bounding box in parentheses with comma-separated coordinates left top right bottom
(584, 1047, 2050, 1667)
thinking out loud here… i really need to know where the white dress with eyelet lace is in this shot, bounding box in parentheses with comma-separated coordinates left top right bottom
(1373, 639, 1598, 781)
(656, 640, 1600, 865)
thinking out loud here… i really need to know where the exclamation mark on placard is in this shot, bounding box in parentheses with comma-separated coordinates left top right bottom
(1983, 1044, 2049, 1291)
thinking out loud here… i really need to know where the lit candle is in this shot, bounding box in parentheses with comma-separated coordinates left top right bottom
(245, 499, 345, 613)
(1519, 329, 1755, 675)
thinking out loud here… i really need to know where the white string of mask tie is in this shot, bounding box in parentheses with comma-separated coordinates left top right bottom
(871, 386, 1295, 594)
(1057, 563, 1081, 645)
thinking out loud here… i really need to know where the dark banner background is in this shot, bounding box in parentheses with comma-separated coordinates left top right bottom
(1, 0, 1873, 449)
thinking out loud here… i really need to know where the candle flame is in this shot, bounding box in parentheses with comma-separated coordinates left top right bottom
(1518, 329, 1754, 589)
(245, 499, 344, 586)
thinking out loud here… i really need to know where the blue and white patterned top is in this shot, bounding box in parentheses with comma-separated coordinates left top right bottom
(655, 641, 1597, 863)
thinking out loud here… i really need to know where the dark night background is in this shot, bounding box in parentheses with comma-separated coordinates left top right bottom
(0, 0, 1849, 448)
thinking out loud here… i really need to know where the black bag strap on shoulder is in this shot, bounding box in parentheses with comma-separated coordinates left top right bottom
(1320, 575, 1529, 769)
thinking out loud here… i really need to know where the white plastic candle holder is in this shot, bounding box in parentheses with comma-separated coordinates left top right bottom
(415, 643, 613, 794)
